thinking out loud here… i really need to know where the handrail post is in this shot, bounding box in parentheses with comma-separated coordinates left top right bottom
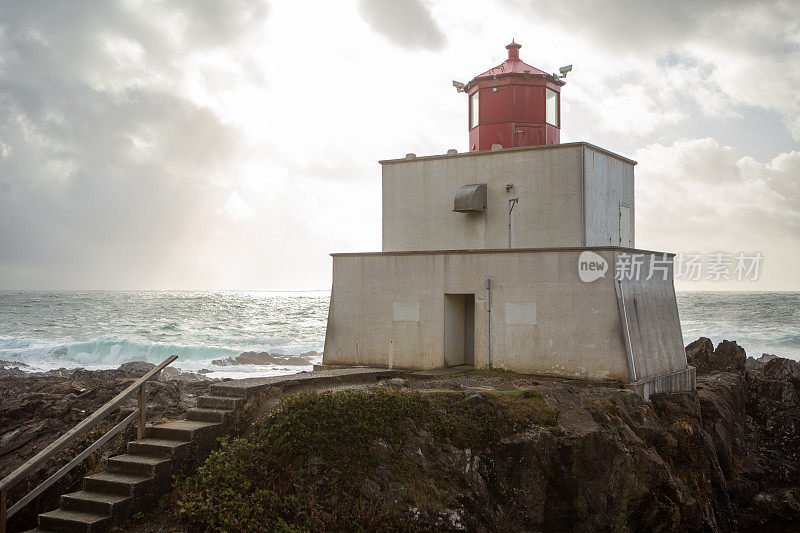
(1, 487, 7, 533)
(137, 382, 146, 440)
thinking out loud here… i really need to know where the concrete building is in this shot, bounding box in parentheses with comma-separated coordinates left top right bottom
(322, 43, 695, 398)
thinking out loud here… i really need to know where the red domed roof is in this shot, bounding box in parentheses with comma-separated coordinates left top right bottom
(466, 41, 562, 89)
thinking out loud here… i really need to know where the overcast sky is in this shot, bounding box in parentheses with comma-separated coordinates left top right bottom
(0, 0, 798, 291)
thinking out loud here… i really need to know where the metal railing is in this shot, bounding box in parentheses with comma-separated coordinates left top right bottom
(0, 355, 178, 533)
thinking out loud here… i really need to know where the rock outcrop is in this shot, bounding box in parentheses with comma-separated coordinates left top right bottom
(210, 350, 318, 366)
(174, 339, 800, 531)
(686, 337, 747, 374)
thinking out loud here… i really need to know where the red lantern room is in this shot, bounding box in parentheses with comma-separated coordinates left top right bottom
(461, 41, 567, 151)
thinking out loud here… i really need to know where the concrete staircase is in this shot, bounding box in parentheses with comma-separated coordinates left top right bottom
(22, 368, 397, 532)
(25, 386, 248, 532)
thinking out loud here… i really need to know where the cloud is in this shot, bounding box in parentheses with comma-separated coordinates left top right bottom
(0, 0, 267, 288)
(0, 1, 796, 291)
(634, 138, 800, 289)
(504, 0, 793, 55)
(505, 0, 800, 140)
(218, 191, 255, 222)
(358, 0, 446, 51)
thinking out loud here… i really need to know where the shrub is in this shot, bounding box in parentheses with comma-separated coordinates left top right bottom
(176, 389, 557, 531)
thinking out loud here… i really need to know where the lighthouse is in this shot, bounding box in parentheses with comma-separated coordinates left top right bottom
(321, 42, 695, 400)
(459, 41, 567, 151)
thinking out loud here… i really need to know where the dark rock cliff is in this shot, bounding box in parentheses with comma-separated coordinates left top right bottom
(174, 339, 800, 532)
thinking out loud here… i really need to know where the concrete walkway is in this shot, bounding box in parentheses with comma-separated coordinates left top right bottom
(211, 367, 400, 397)
(410, 365, 474, 377)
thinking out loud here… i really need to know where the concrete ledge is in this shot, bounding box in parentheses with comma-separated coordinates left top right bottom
(627, 366, 696, 401)
(210, 368, 399, 397)
(378, 141, 637, 166)
(330, 245, 673, 258)
(312, 364, 381, 372)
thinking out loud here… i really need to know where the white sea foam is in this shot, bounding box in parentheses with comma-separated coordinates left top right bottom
(0, 334, 323, 374)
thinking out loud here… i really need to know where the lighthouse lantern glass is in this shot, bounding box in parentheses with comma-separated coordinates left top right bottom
(470, 91, 479, 129)
(545, 89, 558, 127)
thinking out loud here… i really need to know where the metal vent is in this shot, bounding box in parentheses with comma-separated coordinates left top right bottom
(453, 183, 487, 213)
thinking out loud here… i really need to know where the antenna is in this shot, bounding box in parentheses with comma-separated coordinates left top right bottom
(508, 197, 519, 248)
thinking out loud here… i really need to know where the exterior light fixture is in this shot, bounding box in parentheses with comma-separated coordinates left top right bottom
(555, 64, 573, 79)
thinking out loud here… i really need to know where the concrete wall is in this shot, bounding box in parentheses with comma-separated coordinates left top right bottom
(584, 146, 635, 247)
(613, 251, 686, 382)
(323, 248, 672, 381)
(381, 143, 636, 252)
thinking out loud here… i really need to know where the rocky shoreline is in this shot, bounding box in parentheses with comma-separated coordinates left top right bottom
(171, 339, 800, 531)
(2, 340, 799, 531)
(0, 362, 216, 531)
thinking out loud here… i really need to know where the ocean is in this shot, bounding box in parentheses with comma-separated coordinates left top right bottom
(0, 291, 798, 378)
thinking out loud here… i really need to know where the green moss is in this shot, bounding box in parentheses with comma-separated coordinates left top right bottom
(586, 397, 620, 417)
(175, 388, 558, 532)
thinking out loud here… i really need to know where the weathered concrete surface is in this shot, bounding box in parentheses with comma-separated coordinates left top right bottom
(328, 141, 687, 397)
(323, 247, 692, 391)
(627, 366, 697, 401)
(211, 368, 399, 397)
(614, 254, 687, 382)
(381, 143, 634, 252)
(583, 147, 635, 246)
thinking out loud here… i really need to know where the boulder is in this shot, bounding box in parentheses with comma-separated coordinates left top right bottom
(712, 340, 747, 373)
(687, 338, 748, 375)
(212, 351, 317, 367)
(117, 361, 156, 376)
(235, 352, 274, 365)
(686, 337, 714, 374)
(760, 357, 800, 381)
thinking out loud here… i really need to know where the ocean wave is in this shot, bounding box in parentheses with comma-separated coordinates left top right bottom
(0, 336, 239, 370)
(0, 334, 322, 373)
(54, 337, 244, 366)
(0, 336, 33, 349)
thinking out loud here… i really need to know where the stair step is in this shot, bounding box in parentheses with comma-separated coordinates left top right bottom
(29, 384, 245, 531)
(197, 395, 244, 410)
(61, 490, 128, 515)
(38, 508, 111, 533)
(187, 407, 229, 423)
(146, 420, 219, 441)
(84, 471, 154, 497)
(209, 383, 252, 399)
(107, 453, 171, 477)
(127, 437, 190, 459)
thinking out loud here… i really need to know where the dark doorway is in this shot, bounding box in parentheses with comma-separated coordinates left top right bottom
(444, 294, 475, 367)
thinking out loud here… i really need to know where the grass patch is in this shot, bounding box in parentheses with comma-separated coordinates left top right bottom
(586, 397, 619, 416)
